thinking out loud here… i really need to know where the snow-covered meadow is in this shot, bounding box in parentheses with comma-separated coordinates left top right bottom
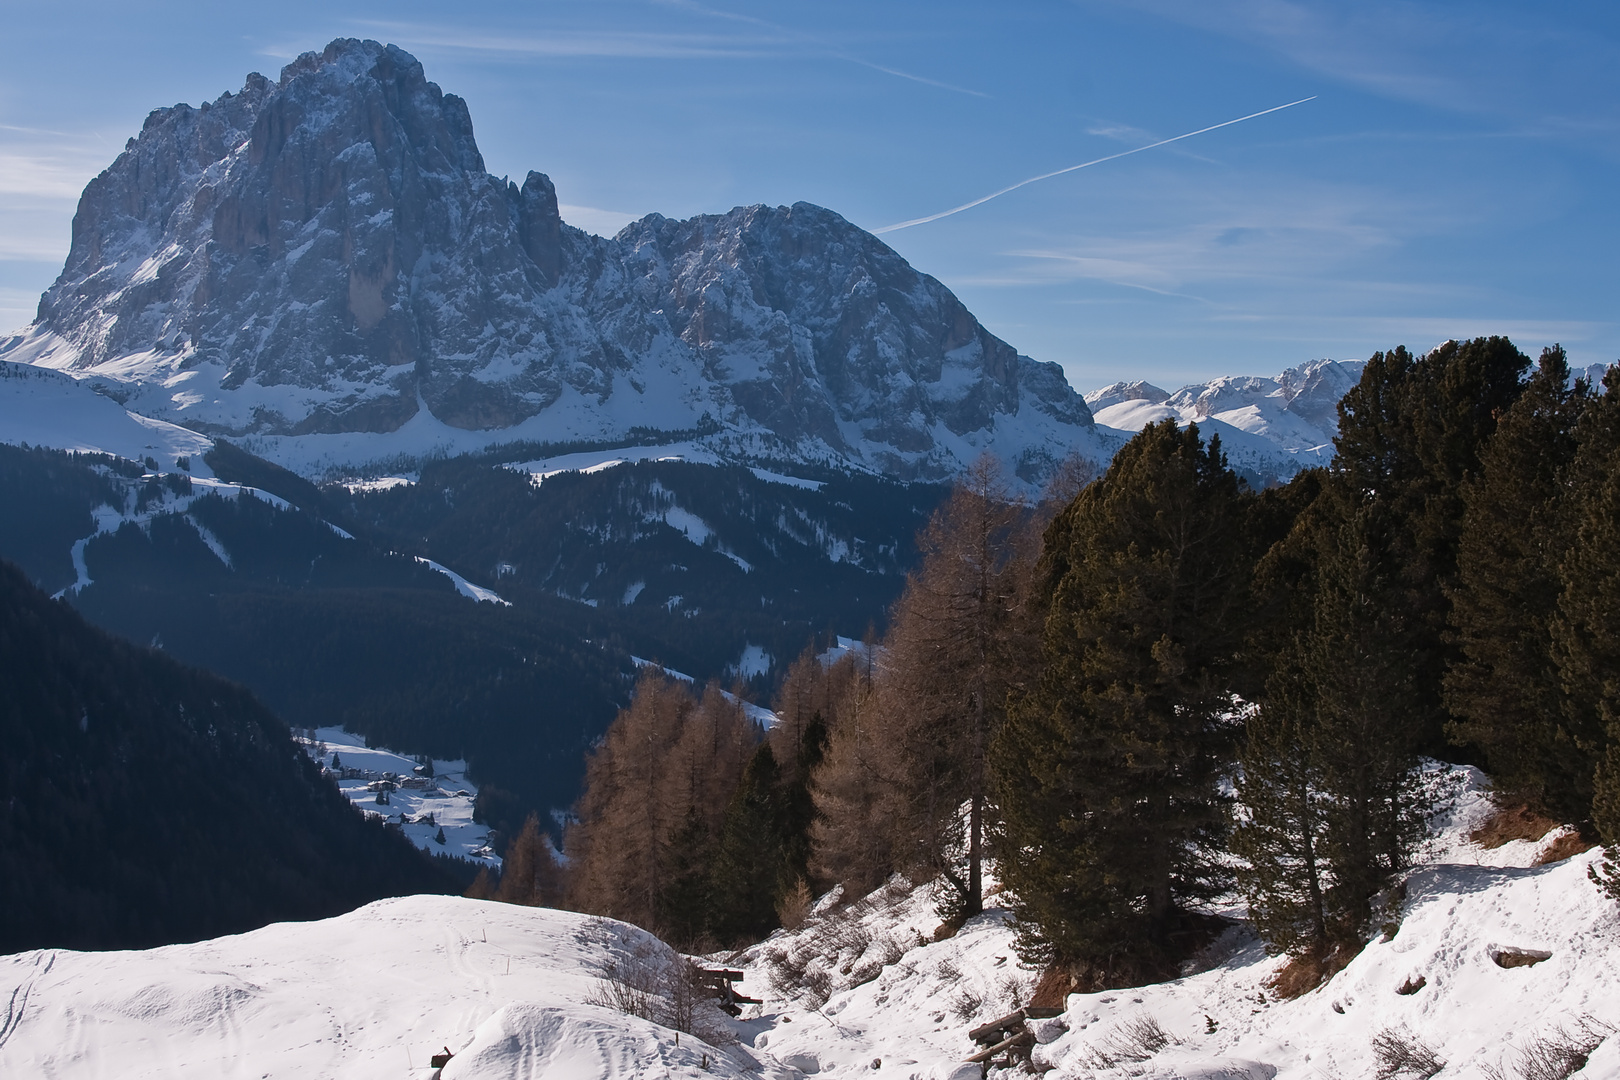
(3, 764, 1615, 1079)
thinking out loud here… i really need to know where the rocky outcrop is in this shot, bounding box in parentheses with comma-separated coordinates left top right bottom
(1, 39, 1095, 483)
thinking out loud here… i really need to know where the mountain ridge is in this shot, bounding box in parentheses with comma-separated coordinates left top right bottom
(0, 38, 1102, 487)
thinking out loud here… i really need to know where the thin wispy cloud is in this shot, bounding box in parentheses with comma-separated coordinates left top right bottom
(354, 20, 783, 60)
(1086, 121, 1156, 143)
(875, 96, 1317, 233)
(0, 150, 106, 200)
(1106, 0, 1620, 135)
(652, 0, 991, 97)
(840, 58, 989, 99)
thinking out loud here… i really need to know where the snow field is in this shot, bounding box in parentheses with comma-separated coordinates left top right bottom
(0, 897, 781, 1080)
(1, 765, 1612, 1079)
(0, 360, 216, 475)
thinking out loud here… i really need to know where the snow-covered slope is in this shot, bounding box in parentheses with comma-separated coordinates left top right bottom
(0, 360, 214, 475)
(0, 896, 782, 1079)
(1086, 359, 1365, 482)
(726, 764, 1617, 1080)
(3, 765, 1610, 1079)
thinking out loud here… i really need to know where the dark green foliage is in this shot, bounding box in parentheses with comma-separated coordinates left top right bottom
(0, 557, 458, 953)
(335, 456, 944, 690)
(1447, 347, 1594, 821)
(1291, 485, 1427, 935)
(204, 438, 332, 516)
(1332, 338, 1530, 755)
(0, 443, 120, 593)
(776, 713, 828, 891)
(710, 743, 788, 942)
(1232, 693, 1328, 957)
(1554, 368, 1620, 887)
(993, 421, 1252, 975)
(657, 808, 723, 944)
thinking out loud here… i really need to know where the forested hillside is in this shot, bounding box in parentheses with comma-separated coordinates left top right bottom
(523, 338, 1620, 995)
(0, 559, 462, 953)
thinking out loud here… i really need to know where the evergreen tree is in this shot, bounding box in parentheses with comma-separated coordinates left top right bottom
(657, 808, 721, 945)
(1297, 490, 1427, 933)
(1447, 347, 1593, 820)
(1237, 477, 1430, 959)
(771, 710, 828, 895)
(710, 744, 787, 942)
(993, 421, 1252, 979)
(1332, 337, 1529, 754)
(1232, 687, 1327, 957)
(1552, 366, 1620, 893)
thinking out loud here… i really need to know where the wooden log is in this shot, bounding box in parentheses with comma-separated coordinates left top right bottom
(968, 1007, 1028, 1043)
(1024, 1006, 1064, 1019)
(964, 1030, 1033, 1064)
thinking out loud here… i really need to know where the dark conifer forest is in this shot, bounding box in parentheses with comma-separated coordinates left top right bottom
(0, 558, 462, 953)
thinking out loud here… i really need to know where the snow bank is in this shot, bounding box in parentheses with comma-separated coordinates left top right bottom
(0, 896, 779, 1080)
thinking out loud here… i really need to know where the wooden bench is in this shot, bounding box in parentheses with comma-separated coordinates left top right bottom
(695, 967, 762, 1017)
(965, 1006, 1064, 1071)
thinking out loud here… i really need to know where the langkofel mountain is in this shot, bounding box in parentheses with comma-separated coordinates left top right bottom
(1, 38, 1098, 485)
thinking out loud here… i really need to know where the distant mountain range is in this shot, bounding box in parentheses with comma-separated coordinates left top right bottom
(0, 37, 1364, 488)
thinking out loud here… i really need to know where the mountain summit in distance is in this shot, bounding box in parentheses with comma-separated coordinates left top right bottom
(0, 38, 1102, 486)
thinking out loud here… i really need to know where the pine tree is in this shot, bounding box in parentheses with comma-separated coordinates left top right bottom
(993, 421, 1252, 979)
(1332, 337, 1529, 754)
(771, 710, 828, 895)
(1447, 347, 1593, 820)
(1552, 366, 1620, 893)
(710, 743, 787, 942)
(1232, 688, 1328, 957)
(657, 807, 721, 945)
(1237, 477, 1430, 957)
(1299, 490, 1427, 933)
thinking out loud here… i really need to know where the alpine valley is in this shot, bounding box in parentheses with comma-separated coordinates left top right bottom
(4, 33, 1617, 1080)
(0, 38, 1361, 823)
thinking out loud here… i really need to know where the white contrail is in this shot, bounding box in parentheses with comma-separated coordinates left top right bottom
(873, 96, 1318, 234)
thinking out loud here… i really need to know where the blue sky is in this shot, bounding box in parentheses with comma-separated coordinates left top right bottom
(1, 0, 1615, 390)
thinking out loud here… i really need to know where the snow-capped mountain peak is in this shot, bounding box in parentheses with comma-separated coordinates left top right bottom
(0, 38, 1099, 487)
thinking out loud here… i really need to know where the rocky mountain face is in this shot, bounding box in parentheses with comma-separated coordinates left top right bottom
(1, 39, 1095, 485)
